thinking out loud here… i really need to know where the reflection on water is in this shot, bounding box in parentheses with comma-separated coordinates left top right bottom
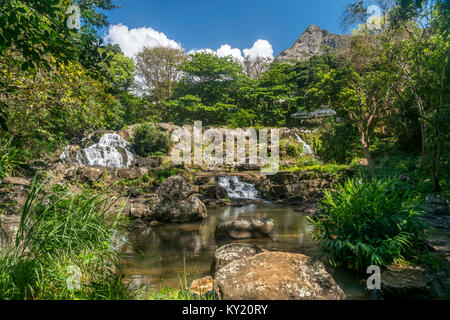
(121, 203, 368, 299)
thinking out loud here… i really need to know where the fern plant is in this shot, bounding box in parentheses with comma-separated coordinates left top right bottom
(309, 178, 427, 271)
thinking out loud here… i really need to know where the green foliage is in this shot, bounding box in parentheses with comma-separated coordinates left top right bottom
(303, 163, 349, 176)
(131, 124, 170, 157)
(135, 286, 213, 300)
(99, 44, 135, 93)
(280, 137, 302, 160)
(310, 178, 427, 271)
(314, 119, 361, 164)
(157, 166, 184, 183)
(166, 53, 317, 127)
(0, 177, 129, 299)
(0, 137, 23, 181)
(0, 50, 124, 159)
(166, 52, 244, 125)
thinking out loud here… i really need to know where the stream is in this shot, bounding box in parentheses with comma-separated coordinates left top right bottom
(121, 202, 368, 299)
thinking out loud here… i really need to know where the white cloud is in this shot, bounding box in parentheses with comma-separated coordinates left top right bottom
(104, 24, 274, 64)
(189, 40, 274, 63)
(104, 24, 182, 59)
(216, 44, 244, 61)
(243, 39, 274, 60)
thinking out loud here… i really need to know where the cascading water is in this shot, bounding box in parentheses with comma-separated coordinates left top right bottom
(295, 134, 314, 157)
(217, 176, 258, 200)
(60, 132, 134, 168)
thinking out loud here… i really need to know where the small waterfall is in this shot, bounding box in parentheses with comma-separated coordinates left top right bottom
(61, 132, 134, 168)
(217, 176, 258, 200)
(295, 134, 314, 157)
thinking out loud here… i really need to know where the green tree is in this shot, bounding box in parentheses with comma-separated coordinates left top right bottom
(99, 44, 135, 93)
(0, 0, 119, 131)
(310, 35, 395, 173)
(135, 46, 185, 118)
(166, 52, 244, 125)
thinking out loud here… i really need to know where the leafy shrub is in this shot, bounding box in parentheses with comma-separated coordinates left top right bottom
(0, 137, 23, 182)
(132, 124, 170, 157)
(0, 178, 129, 300)
(310, 178, 426, 271)
(157, 166, 184, 183)
(314, 120, 361, 164)
(303, 164, 349, 176)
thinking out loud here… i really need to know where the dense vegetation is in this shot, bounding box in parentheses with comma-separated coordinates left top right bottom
(0, 178, 127, 299)
(1, 0, 448, 193)
(0, 0, 448, 300)
(310, 178, 426, 271)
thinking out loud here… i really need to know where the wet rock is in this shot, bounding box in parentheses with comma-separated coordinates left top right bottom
(236, 164, 261, 172)
(426, 194, 449, 206)
(156, 122, 176, 133)
(380, 265, 436, 299)
(190, 276, 215, 297)
(1, 177, 30, 186)
(149, 176, 207, 223)
(199, 185, 227, 200)
(0, 177, 30, 215)
(79, 166, 104, 183)
(421, 193, 450, 256)
(211, 243, 263, 274)
(134, 157, 159, 168)
(213, 251, 346, 300)
(295, 201, 322, 216)
(0, 215, 21, 248)
(215, 219, 274, 240)
(125, 196, 153, 219)
(117, 167, 148, 180)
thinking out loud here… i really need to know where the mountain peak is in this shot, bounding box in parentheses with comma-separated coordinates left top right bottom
(274, 25, 351, 64)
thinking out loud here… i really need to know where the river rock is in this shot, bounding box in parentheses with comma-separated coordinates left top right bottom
(0, 177, 30, 215)
(215, 219, 274, 240)
(149, 175, 207, 223)
(199, 185, 227, 200)
(380, 265, 436, 299)
(190, 276, 215, 297)
(213, 251, 346, 300)
(117, 167, 148, 180)
(79, 166, 104, 183)
(211, 243, 263, 274)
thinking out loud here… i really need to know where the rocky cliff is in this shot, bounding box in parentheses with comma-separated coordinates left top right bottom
(274, 25, 351, 64)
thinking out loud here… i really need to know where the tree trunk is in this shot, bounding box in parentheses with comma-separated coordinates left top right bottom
(360, 130, 375, 175)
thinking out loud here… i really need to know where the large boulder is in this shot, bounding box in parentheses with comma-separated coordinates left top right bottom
(149, 176, 207, 223)
(79, 167, 105, 183)
(215, 219, 274, 240)
(380, 265, 437, 299)
(211, 243, 263, 274)
(213, 251, 346, 300)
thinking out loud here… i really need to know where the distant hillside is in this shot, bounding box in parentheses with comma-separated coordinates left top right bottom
(274, 25, 352, 63)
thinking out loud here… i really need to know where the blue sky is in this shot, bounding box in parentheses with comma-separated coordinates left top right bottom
(103, 0, 354, 59)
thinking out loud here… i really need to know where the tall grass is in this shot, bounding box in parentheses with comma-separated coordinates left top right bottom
(310, 178, 427, 272)
(0, 177, 130, 300)
(133, 262, 216, 300)
(0, 137, 23, 182)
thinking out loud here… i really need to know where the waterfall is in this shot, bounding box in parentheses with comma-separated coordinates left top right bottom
(61, 132, 134, 168)
(217, 176, 258, 200)
(295, 134, 314, 157)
